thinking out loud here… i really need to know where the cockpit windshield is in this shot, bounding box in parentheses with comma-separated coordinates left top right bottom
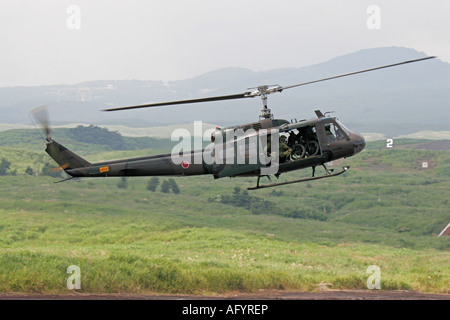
(335, 119, 351, 136)
(324, 120, 349, 141)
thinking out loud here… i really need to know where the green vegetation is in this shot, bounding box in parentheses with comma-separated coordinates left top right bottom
(146, 177, 160, 192)
(167, 178, 180, 194)
(0, 158, 11, 175)
(212, 187, 276, 216)
(117, 177, 128, 189)
(0, 127, 176, 154)
(69, 125, 127, 150)
(0, 129, 449, 294)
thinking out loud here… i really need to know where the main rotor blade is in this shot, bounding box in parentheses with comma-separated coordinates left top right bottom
(103, 92, 253, 111)
(103, 56, 436, 112)
(280, 56, 436, 91)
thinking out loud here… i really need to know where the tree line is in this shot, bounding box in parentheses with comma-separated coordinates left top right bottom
(208, 186, 327, 221)
(117, 176, 180, 194)
(0, 158, 62, 177)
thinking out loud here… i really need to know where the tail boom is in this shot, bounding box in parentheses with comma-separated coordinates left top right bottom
(46, 140, 207, 178)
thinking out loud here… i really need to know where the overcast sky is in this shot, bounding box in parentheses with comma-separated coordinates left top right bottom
(1, 0, 449, 87)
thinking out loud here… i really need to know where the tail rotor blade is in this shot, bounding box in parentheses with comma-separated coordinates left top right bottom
(30, 105, 51, 141)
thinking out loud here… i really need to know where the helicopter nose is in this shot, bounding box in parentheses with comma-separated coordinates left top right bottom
(351, 132, 366, 155)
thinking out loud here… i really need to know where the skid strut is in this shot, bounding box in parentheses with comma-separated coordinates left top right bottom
(248, 166, 350, 190)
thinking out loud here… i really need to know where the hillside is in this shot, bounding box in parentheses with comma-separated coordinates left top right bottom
(0, 129, 449, 294)
(0, 129, 449, 245)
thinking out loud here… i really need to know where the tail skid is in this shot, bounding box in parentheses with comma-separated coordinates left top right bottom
(53, 176, 76, 183)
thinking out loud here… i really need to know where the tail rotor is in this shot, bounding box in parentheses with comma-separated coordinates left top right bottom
(29, 106, 90, 175)
(29, 105, 52, 142)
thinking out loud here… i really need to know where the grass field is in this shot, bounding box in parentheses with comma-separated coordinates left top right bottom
(0, 129, 449, 294)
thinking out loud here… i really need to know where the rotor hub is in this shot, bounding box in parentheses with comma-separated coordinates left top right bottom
(246, 85, 282, 120)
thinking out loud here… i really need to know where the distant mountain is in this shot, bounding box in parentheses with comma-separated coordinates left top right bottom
(1, 46, 449, 136)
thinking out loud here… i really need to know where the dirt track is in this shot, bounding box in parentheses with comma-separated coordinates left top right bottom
(400, 140, 450, 151)
(1, 290, 449, 300)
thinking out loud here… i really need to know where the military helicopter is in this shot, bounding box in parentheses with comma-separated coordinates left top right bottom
(32, 56, 435, 190)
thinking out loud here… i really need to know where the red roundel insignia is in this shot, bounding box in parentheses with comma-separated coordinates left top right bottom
(181, 161, 190, 169)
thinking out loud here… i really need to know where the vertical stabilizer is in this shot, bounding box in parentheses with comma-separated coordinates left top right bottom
(45, 140, 91, 170)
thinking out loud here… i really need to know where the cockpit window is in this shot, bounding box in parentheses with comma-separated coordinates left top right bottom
(325, 121, 348, 141)
(335, 120, 350, 136)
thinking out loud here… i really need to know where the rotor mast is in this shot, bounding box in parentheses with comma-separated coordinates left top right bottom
(246, 85, 283, 120)
(258, 85, 272, 120)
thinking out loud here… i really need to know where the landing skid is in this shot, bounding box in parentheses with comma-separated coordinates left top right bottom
(247, 166, 350, 190)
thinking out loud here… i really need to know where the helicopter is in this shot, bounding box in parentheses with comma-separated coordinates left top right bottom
(31, 56, 435, 190)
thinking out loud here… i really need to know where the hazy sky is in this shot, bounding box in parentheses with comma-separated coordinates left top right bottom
(1, 0, 449, 87)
